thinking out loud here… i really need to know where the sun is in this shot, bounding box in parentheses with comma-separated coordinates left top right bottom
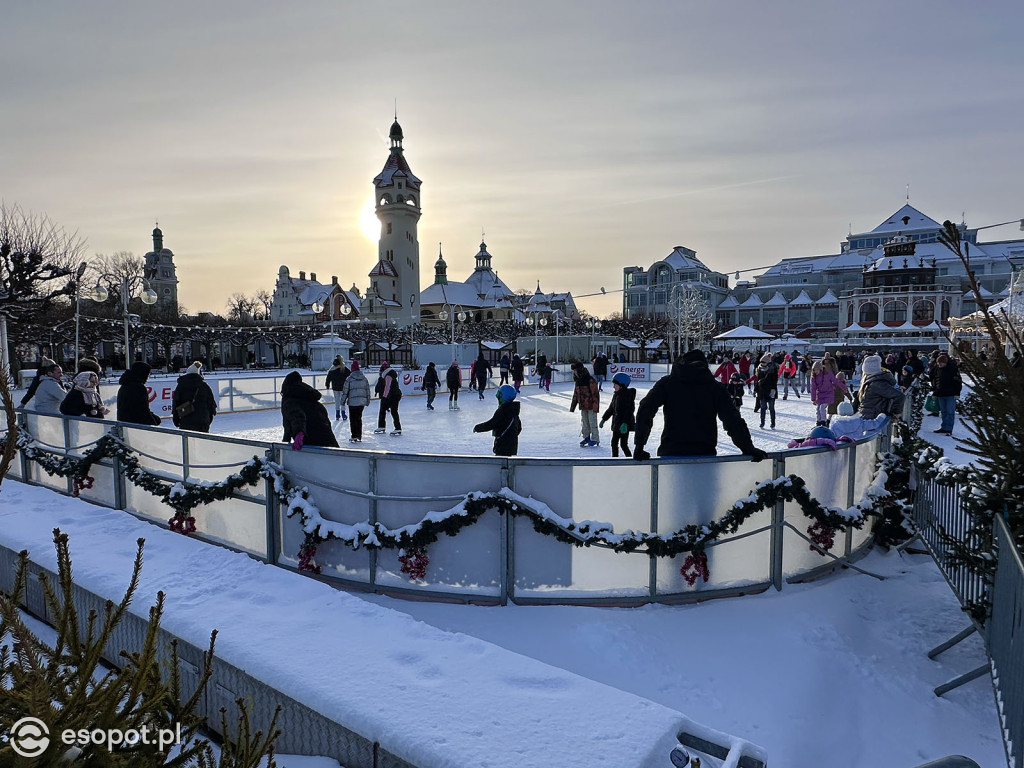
(359, 197, 380, 242)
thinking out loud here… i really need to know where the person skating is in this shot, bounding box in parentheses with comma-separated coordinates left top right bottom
(281, 370, 339, 449)
(374, 362, 403, 435)
(25, 358, 67, 414)
(726, 372, 745, 410)
(116, 362, 162, 426)
(858, 355, 906, 421)
(59, 371, 108, 419)
(633, 349, 767, 461)
(778, 354, 799, 399)
(324, 355, 351, 420)
(751, 353, 779, 430)
(569, 363, 601, 447)
(712, 355, 737, 385)
(599, 372, 636, 458)
(809, 360, 847, 426)
(171, 361, 218, 432)
(421, 361, 441, 410)
(510, 354, 525, 393)
(473, 353, 492, 400)
(446, 360, 462, 410)
(473, 384, 522, 457)
(498, 353, 511, 386)
(592, 352, 609, 390)
(340, 359, 370, 442)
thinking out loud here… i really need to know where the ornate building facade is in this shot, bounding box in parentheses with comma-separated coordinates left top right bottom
(143, 225, 179, 312)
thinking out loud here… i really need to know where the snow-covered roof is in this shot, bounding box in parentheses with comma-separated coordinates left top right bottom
(660, 246, 712, 274)
(373, 152, 421, 190)
(296, 283, 328, 306)
(369, 260, 399, 278)
(464, 268, 513, 302)
(763, 291, 788, 307)
(480, 340, 511, 351)
(619, 338, 666, 348)
(963, 286, 995, 298)
(841, 324, 866, 334)
(713, 326, 775, 340)
(864, 205, 943, 235)
(739, 294, 763, 307)
(420, 282, 494, 309)
(815, 289, 839, 304)
(789, 289, 814, 305)
(718, 295, 740, 308)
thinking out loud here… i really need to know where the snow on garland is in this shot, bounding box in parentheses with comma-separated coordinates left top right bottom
(8, 429, 895, 586)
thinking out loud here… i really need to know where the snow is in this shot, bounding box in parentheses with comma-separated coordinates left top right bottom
(1, 373, 1004, 767)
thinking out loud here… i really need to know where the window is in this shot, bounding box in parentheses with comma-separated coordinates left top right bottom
(883, 299, 907, 324)
(859, 303, 878, 325)
(386, 223, 392, 235)
(912, 300, 934, 325)
(847, 305, 854, 326)
(940, 300, 951, 323)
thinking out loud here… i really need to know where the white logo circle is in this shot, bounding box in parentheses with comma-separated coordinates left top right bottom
(9, 716, 50, 757)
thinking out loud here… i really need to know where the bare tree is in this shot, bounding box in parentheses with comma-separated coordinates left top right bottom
(252, 289, 273, 321)
(225, 293, 254, 323)
(668, 286, 716, 359)
(0, 203, 84, 321)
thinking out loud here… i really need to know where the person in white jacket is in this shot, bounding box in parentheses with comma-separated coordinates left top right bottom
(829, 400, 889, 441)
(27, 358, 68, 414)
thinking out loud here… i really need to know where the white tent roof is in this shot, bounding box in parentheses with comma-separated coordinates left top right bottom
(714, 326, 776, 341)
(815, 289, 839, 304)
(718, 295, 740, 308)
(739, 294, 763, 307)
(763, 291, 789, 307)
(790, 290, 814, 306)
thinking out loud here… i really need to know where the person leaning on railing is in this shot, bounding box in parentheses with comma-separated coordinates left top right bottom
(21, 357, 66, 414)
(632, 349, 768, 462)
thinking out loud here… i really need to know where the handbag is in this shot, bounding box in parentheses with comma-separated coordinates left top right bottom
(924, 394, 939, 414)
(174, 395, 196, 418)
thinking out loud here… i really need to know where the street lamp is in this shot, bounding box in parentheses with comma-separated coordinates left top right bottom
(312, 292, 352, 364)
(71, 261, 88, 372)
(525, 311, 548, 365)
(437, 303, 467, 347)
(585, 318, 602, 360)
(89, 276, 158, 369)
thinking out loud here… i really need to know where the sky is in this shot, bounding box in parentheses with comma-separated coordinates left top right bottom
(3, 1, 1023, 318)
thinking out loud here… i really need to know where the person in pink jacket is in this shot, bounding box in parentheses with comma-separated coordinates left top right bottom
(809, 360, 848, 425)
(777, 354, 800, 399)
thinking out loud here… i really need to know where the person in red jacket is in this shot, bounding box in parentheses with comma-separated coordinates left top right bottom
(777, 354, 800, 400)
(712, 354, 738, 384)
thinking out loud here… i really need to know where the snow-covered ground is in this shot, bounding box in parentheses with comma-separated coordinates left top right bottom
(2, 376, 1004, 767)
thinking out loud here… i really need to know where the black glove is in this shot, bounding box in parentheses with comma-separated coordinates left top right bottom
(473, 424, 485, 433)
(746, 447, 768, 462)
(633, 447, 651, 462)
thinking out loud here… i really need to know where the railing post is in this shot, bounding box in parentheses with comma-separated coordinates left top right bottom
(109, 423, 126, 510)
(845, 442, 856, 557)
(770, 455, 786, 591)
(500, 461, 512, 606)
(265, 446, 279, 565)
(649, 462, 659, 600)
(16, 411, 30, 481)
(63, 416, 74, 496)
(368, 456, 378, 588)
(228, 375, 235, 413)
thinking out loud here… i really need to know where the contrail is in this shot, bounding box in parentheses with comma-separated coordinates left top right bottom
(564, 175, 794, 215)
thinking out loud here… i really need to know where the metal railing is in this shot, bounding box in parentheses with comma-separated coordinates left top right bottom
(5, 410, 887, 607)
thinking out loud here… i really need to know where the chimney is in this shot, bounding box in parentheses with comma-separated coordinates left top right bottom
(299, 271, 306, 280)
(332, 275, 338, 285)
(310, 272, 317, 282)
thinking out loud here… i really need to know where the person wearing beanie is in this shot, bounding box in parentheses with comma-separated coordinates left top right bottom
(116, 361, 162, 426)
(171, 360, 217, 432)
(24, 357, 67, 414)
(60, 371, 109, 419)
(280, 371, 338, 449)
(778, 353, 800, 400)
(857, 355, 905, 420)
(570, 363, 601, 448)
(830, 398, 890, 441)
(77, 357, 102, 376)
(599, 372, 636, 458)
(446, 360, 462, 410)
(747, 353, 779, 429)
(473, 384, 522, 456)
(712, 354, 738, 385)
(473, 352, 493, 399)
(340, 359, 370, 442)
(510, 353, 525, 393)
(930, 353, 963, 434)
(421, 361, 441, 410)
(374, 362, 402, 435)
(324, 356, 351, 420)
(634, 349, 766, 460)
(726, 371, 745, 410)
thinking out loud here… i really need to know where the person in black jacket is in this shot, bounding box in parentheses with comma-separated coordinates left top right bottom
(171, 362, 218, 433)
(510, 354, 525, 392)
(592, 352, 609, 390)
(446, 361, 462, 410)
(421, 361, 441, 410)
(373, 362, 403, 435)
(473, 384, 522, 456)
(599, 372, 636, 458)
(633, 349, 767, 461)
(116, 362, 162, 426)
(749, 353, 780, 429)
(324, 356, 350, 420)
(473, 353, 492, 400)
(281, 370, 339, 449)
(931, 353, 963, 434)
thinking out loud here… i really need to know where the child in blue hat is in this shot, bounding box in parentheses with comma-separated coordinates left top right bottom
(599, 372, 636, 458)
(473, 385, 522, 456)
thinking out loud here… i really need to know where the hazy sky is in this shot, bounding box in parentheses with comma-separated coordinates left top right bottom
(4, 1, 1022, 318)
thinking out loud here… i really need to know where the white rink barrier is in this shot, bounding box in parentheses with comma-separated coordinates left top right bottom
(7, 409, 887, 607)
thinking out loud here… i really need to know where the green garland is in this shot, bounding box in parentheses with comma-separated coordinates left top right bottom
(9, 430, 896, 582)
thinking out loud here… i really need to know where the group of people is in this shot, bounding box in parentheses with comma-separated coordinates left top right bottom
(20, 356, 218, 432)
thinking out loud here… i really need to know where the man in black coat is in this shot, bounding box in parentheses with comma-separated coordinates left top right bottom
(172, 362, 218, 433)
(116, 362, 162, 426)
(633, 349, 767, 461)
(281, 371, 339, 448)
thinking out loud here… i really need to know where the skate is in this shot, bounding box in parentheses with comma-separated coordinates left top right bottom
(341, 410, 347, 420)
(373, 428, 386, 434)
(448, 402, 454, 410)
(349, 437, 361, 443)
(390, 429, 402, 436)
(580, 438, 589, 447)
(586, 439, 599, 447)
(335, 411, 341, 420)
(427, 404, 434, 410)
(453, 404, 460, 411)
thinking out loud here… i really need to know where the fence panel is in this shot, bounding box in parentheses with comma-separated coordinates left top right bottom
(989, 516, 1023, 768)
(913, 480, 986, 610)
(782, 448, 852, 575)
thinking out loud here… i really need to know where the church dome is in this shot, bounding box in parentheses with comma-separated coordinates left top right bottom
(389, 120, 403, 142)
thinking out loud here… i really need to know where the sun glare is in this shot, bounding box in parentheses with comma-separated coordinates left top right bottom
(360, 198, 380, 242)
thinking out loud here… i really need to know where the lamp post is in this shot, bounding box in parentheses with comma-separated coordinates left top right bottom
(89, 275, 158, 370)
(525, 310, 548, 365)
(71, 261, 88, 372)
(438, 303, 467, 347)
(312, 291, 352, 365)
(585, 318, 602, 360)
